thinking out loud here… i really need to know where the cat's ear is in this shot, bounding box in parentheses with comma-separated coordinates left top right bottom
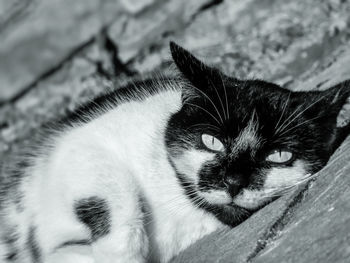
(170, 41, 220, 91)
(317, 80, 350, 150)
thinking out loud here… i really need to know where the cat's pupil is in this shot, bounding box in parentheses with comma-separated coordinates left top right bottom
(201, 134, 224, 152)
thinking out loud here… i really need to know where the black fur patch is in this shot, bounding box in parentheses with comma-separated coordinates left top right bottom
(5, 252, 18, 261)
(27, 226, 41, 263)
(3, 236, 19, 261)
(74, 197, 111, 241)
(166, 42, 350, 226)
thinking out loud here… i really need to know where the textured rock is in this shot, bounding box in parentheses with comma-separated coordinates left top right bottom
(131, 0, 350, 85)
(0, 0, 122, 102)
(252, 139, 350, 263)
(0, 53, 109, 158)
(107, 0, 214, 64)
(172, 192, 298, 263)
(119, 0, 156, 14)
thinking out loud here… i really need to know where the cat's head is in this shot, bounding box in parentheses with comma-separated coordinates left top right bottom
(165, 42, 350, 222)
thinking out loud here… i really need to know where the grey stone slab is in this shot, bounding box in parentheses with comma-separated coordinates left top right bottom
(172, 192, 300, 263)
(252, 139, 350, 263)
(297, 49, 350, 91)
(0, 0, 122, 102)
(180, 0, 350, 83)
(108, 0, 214, 64)
(0, 0, 33, 34)
(0, 53, 108, 157)
(119, 0, 156, 14)
(130, 0, 350, 85)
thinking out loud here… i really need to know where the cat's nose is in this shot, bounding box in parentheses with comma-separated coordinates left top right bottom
(223, 176, 246, 196)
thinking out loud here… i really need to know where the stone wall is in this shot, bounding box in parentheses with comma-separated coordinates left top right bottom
(1, 0, 350, 262)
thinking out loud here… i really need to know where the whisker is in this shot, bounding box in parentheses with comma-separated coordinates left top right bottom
(209, 78, 227, 121)
(263, 173, 315, 197)
(276, 94, 326, 135)
(274, 92, 291, 130)
(278, 115, 322, 136)
(275, 104, 304, 135)
(220, 73, 230, 120)
(188, 123, 220, 131)
(189, 85, 224, 124)
(184, 102, 221, 125)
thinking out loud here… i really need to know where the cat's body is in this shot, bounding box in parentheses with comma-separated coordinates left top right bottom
(1, 42, 349, 263)
(0, 81, 222, 263)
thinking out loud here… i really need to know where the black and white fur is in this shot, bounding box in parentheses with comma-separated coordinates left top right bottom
(0, 42, 349, 263)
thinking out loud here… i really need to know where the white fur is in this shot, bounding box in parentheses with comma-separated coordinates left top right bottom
(233, 160, 308, 210)
(171, 149, 215, 183)
(3, 88, 223, 263)
(197, 190, 232, 205)
(264, 160, 307, 187)
(230, 113, 260, 156)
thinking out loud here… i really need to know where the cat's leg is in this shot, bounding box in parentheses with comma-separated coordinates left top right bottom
(81, 173, 149, 263)
(89, 198, 149, 263)
(33, 198, 96, 263)
(46, 245, 95, 263)
(35, 164, 148, 262)
(25, 134, 150, 262)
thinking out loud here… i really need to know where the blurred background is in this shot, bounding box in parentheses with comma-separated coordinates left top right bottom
(1, 0, 350, 153)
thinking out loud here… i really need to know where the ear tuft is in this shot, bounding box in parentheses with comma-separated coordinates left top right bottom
(336, 93, 350, 128)
(324, 80, 350, 128)
(169, 41, 207, 75)
(169, 41, 220, 90)
(169, 41, 182, 59)
(322, 80, 350, 151)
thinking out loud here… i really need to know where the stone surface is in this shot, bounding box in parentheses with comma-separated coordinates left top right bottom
(0, 0, 123, 103)
(172, 192, 299, 263)
(120, 0, 156, 14)
(108, 0, 215, 64)
(0, 52, 109, 158)
(252, 139, 350, 263)
(130, 0, 350, 86)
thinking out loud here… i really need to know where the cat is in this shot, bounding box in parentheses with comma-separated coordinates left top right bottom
(0, 41, 349, 263)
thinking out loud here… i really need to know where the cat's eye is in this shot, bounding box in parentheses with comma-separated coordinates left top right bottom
(201, 134, 224, 152)
(266, 150, 293, 164)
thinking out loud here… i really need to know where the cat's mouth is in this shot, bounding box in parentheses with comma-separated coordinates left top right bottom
(196, 189, 261, 215)
(196, 188, 272, 211)
(197, 189, 234, 205)
(231, 188, 277, 210)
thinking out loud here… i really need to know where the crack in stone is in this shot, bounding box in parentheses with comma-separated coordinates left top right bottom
(0, 38, 95, 108)
(0, 23, 138, 108)
(125, 0, 225, 67)
(95, 28, 137, 78)
(186, 0, 225, 32)
(246, 183, 311, 262)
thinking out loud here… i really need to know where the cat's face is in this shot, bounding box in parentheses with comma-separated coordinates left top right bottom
(165, 42, 350, 219)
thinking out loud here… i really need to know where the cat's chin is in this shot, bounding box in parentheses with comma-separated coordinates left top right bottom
(197, 189, 233, 205)
(232, 189, 275, 211)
